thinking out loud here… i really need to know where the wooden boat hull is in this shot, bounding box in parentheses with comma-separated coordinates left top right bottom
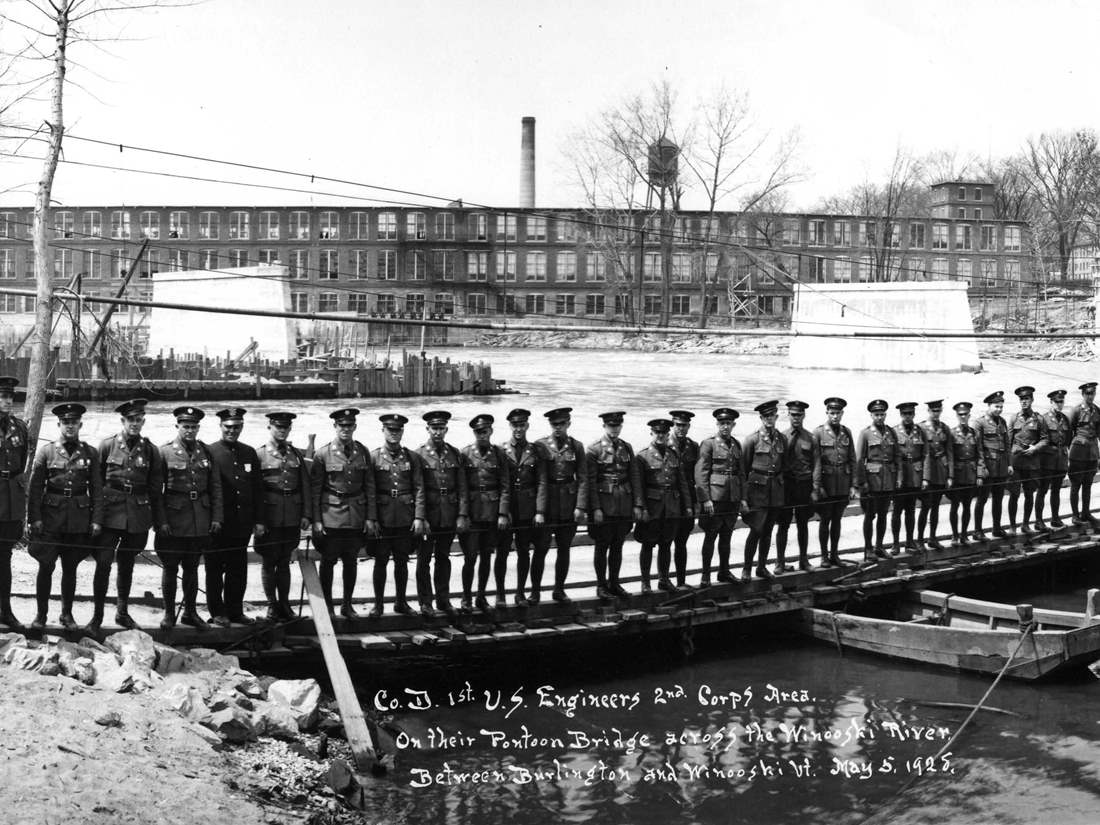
(797, 596, 1100, 680)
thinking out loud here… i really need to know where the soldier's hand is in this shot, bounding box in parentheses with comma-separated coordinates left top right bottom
(685, 507, 694, 518)
(30, 520, 43, 536)
(946, 479, 953, 489)
(299, 517, 310, 532)
(811, 488, 821, 503)
(573, 508, 586, 524)
(496, 515, 509, 531)
(976, 477, 984, 486)
(639, 508, 650, 522)
(159, 523, 172, 536)
(90, 522, 102, 538)
(211, 521, 222, 535)
(412, 518, 428, 536)
(312, 521, 325, 535)
(456, 515, 470, 533)
(365, 519, 380, 537)
(592, 508, 605, 525)
(702, 501, 715, 515)
(254, 523, 267, 538)
(1007, 467, 1015, 477)
(921, 480, 929, 490)
(849, 487, 859, 502)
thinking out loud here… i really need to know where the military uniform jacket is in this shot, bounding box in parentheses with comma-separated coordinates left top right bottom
(586, 436, 642, 517)
(207, 439, 262, 533)
(1041, 410, 1071, 473)
(695, 435, 743, 505)
(256, 440, 311, 528)
(895, 424, 928, 489)
(635, 445, 691, 519)
(855, 425, 898, 493)
(951, 425, 985, 487)
(538, 436, 588, 522)
(920, 421, 955, 487)
(974, 414, 1011, 478)
(28, 440, 104, 534)
(812, 424, 855, 497)
(415, 442, 467, 530)
(783, 426, 815, 484)
(502, 438, 547, 523)
(159, 437, 224, 537)
(98, 433, 165, 533)
(1009, 410, 1049, 471)
(0, 414, 29, 523)
(1067, 402, 1100, 463)
(311, 440, 377, 530)
(371, 446, 426, 528)
(672, 436, 700, 506)
(461, 444, 511, 523)
(742, 428, 788, 508)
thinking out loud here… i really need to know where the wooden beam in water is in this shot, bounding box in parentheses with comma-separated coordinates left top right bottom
(297, 558, 381, 773)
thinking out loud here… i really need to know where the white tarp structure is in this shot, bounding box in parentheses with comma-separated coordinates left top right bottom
(149, 265, 294, 361)
(789, 281, 981, 372)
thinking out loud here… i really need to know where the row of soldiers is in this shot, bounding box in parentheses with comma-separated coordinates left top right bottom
(0, 380, 1097, 629)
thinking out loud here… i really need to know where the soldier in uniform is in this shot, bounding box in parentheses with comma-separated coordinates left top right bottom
(500, 409, 546, 607)
(740, 401, 787, 579)
(947, 402, 983, 545)
(635, 418, 693, 591)
(1037, 389, 1070, 530)
(533, 408, 587, 604)
(311, 408, 379, 618)
(415, 410, 466, 618)
(28, 403, 103, 630)
(974, 391, 1012, 540)
(917, 400, 954, 551)
(0, 376, 30, 628)
(155, 406, 222, 629)
(695, 408, 743, 583)
(255, 411, 311, 620)
(1066, 382, 1100, 526)
(369, 414, 427, 617)
(774, 400, 813, 573)
(855, 399, 897, 560)
(891, 402, 927, 554)
(586, 411, 642, 601)
(669, 410, 699, 587)
(95, 398, 164, 631)
(206, 407, 262, 626)
(812, 397, 856, 568)
(459, 414, 510, 613)
(1007, 386, 1049, 535)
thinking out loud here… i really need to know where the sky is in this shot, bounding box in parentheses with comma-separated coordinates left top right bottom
(0, 0, 1097, 212)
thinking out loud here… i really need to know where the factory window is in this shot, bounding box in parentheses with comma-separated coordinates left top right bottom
(348, 293, 369, 313)
(858, 256, 871, 282)
(257, 249, 278, 265)
(407, 250, 427, 281)
(466, 293, 487, 315)
(643, 294, 662, 315)
(353, 250, 370, 279)
(833, 259, 851, 282)
(111, 211, 132, 240)
(435, 212, 454, 240)
(0, 249, 13, 279)
(808, 220, 826, 246)
(228, 250, 248, 268)
(377, 250, 397, 280)
(932, 224, 948, 250)
(973, 188, 983, 201)
(496, 214, 517, 242)
(586, 252, 605, 282)
(931, 258, 949, 280)
(347, 212, 368, 240)
(832, 221, 851, 247)
(907, 258, 925, 279)
(956, 225, 972, 251)
(556, 251, 576, 282)
(374, 212, 395, 241)
(980, 259, 998, 287)
(434, 293, 454, 315)
(290, 292, 309, 313)
(0, 213, 16, 238)
(24, 249, 35, 278)
(199, 249, 218, 270)
(319, 211, 339, 240)
(889, 224, 901, 248)
(980, 225, 997, 251)
(703, 253, 719, 281)
(585, 294, 605, 316)
(319, 250, 338, 279)
(909, 223, 925, 249)
(168, 211, 189, 240)
(406, 293, 425, 315)
(469, 213, 488, 241)
(956, 208, 966, 219)
(433, 250, 455, 281)
(140, 250, 161, 279)
(1005, 259, 1021, 281)
(957, 258, 972, 285)
(406, 212, 426, 241)
(614, 294, 633, 316)
(378, 295, 398, 314)
(643, 252, 661, 283)
(259, 211, 280, 240)
(468, 251, 488, 282)
(198, 211, 219, 240)
(526, 251, 546, 282)
(672, 253, 692, 283)
(859, 221, 875, 247)
(289, 249, 308, 279)
(55, 212, 74, 239)
(289, 211, 311, 240)
(228, 211, 249, 240)
(496, 250, 516, 282)
(785, 219, 801, 245)
(556, 294, 576, 315)
(524, 294, 545, 315)
(973, 208, 983, 220)
(809, 256, 826, 283)
(318, 292, 339, 312)
(956, 187, 966, 200)
(81, 211, 101, 239)
(671, 295, 691, 315)
(556, 216, 577, 242)
(167, 250, 190, 271)
(138, 211, 160, 240)
(1004, 226, 1022, 252)
(498, 294, 518, 315)
(527, 216, 546, 242)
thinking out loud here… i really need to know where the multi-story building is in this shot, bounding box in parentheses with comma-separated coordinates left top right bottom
(0, 185, 1032, 340)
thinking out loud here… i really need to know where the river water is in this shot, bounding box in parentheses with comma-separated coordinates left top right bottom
(46, 347, 1100, 824)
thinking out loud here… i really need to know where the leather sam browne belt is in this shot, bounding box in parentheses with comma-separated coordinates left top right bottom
(108, 480, 148, 495)
(167, 488, 205, 500)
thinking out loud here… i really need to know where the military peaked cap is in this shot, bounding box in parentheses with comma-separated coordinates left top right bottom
(824, 397, 847, 410)
(786, 400, 809, 412)
(116, 398, 150, 417)
(422, 410, 452, 425)
(53, 402, 86, 421)
(544, 407, 572, 423)
(216, 407, 247, 421)
(1080, 382, 1097, 392)
(896, 401, 918, 413)
(469, 414, 495, 430)
(669, 410, 695, 423)
(173, 406, 203, 423)
(0, 376, 19, 393)
(1048, 389, 1067, 401)
(330, 407, 359, 423)
(754, 400, 779, 416)
(379, 413, 409, 428)
(713, 407, 739, 421)
(265, 411, 296, 425)
(1014, 386, 1035, 399)
(647, 418, 673, 433)
(953, 401, 973, 413)
(599, 411, 626, 425)
(983, 391, 1005, 405)
(867, 399, 888, 413)
(926, 399, 944, 411)
(506, 408, 531, 423)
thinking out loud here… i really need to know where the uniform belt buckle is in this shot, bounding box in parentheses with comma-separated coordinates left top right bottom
(438, 487, 449, 495)
(62, 488, 73, 498)
(0, 470, 10, 479)
(390, 489, 399, 498)
(122, 481, 134, 493)
(283, 489, 296, 496)
(188, 490, 199, 500)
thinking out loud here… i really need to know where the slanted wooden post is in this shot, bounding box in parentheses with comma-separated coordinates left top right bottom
(1085, 589, 1100, 623)
(1016, 603, 1034, 632)
(298, 557, 381, 773)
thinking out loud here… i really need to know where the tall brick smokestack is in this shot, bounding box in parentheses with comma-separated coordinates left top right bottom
(520, 117, 535, 208)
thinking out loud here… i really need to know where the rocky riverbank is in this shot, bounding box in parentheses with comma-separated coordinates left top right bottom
(0, 630, 382, 824)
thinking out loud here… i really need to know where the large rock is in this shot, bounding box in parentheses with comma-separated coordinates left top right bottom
(187, 648, 240, 673)
(104, 630, 158, 670)
(55, 641, 96, 685)
(0, 632, 26, 656)
(223, 668, 265, 699)
(158, 681, 211, 723)
(251, 702, 300, 740)
(267, 679, 322, 731)
(95, 652, 163, 694)
(3, 643, 58, 673)
(152, 642, 191, 675)
(203, 706, 256, 744)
